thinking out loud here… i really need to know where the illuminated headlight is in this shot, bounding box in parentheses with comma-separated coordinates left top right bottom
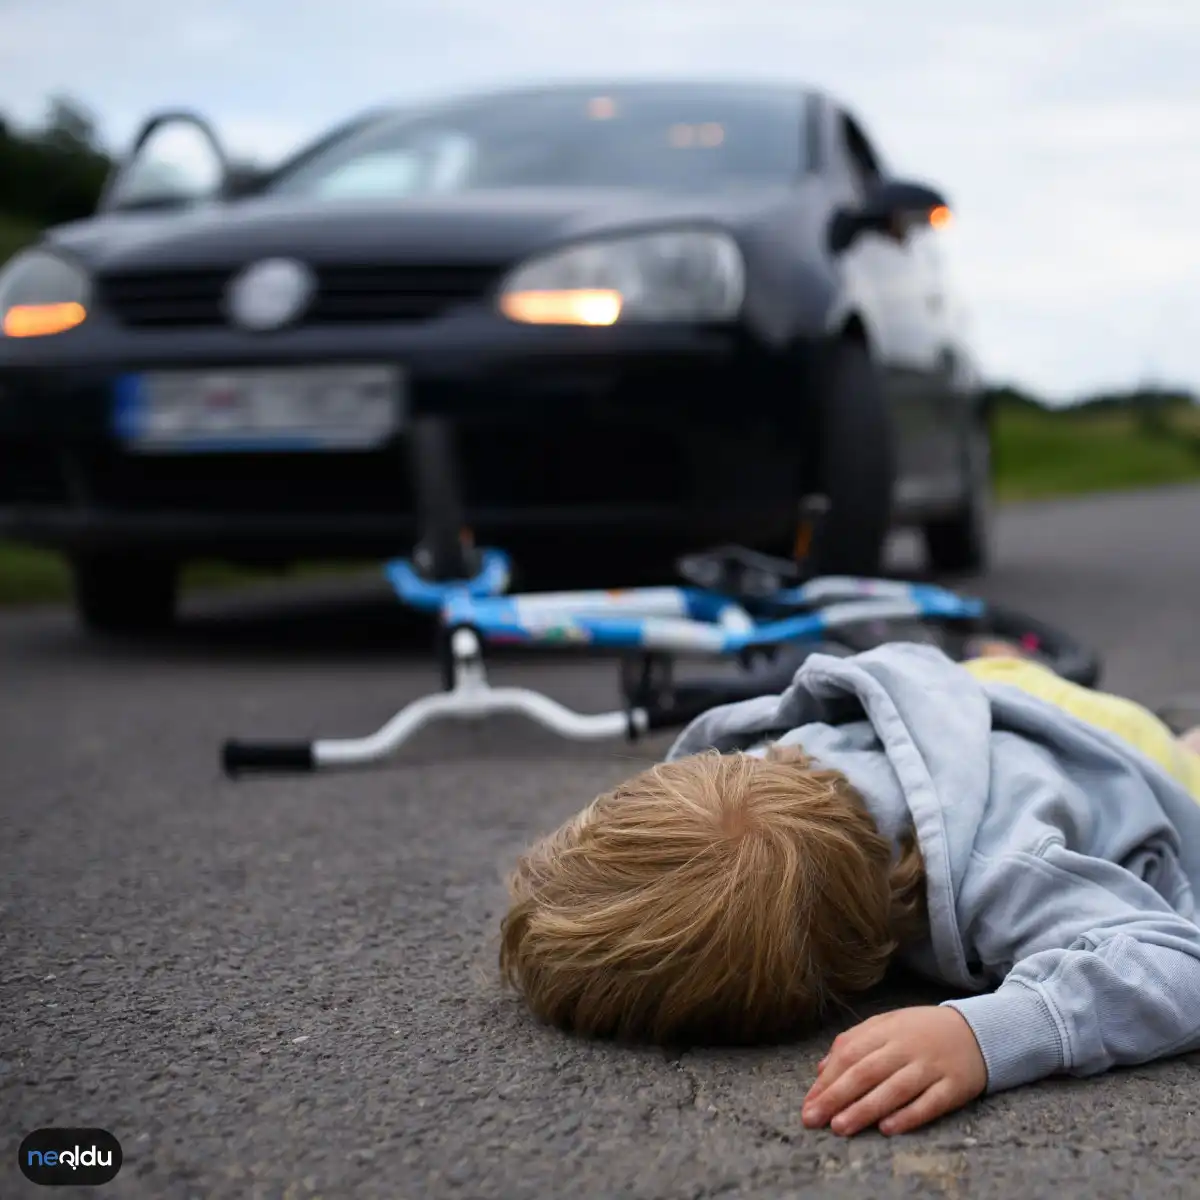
(498, 228, 745, 325)
(0, 249, 91, 338)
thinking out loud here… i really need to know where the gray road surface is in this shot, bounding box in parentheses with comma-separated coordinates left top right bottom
(3, 485, 1200, 1200)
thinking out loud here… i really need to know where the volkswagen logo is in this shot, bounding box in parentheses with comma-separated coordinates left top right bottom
(226, 258, 316, 331)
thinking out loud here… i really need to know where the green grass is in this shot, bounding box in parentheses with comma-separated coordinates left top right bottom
(0, 552, 377, 609)
(0, 541, 72, 606)
(994, 401, 1200, 501)
(2, 403, 1199, 609)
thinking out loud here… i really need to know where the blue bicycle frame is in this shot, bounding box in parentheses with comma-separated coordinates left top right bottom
(383, 548, 986, 657)
(221, 547, 1097, 776)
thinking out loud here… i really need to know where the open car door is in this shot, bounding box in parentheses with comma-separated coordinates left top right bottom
(96, 110, 237, 215)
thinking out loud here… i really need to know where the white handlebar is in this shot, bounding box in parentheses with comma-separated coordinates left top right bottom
(310, 626, 648, 768)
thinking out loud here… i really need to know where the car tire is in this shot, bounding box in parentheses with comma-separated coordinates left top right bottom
(71, 554, 180, 636)
(804, 337, 896, 577)
(922, 410, 992, 575)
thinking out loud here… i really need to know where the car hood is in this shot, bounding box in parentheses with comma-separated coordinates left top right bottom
(44, 186, 800, 273)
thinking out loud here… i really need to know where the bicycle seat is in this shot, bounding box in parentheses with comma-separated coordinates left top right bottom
(676, 544, 807, 601)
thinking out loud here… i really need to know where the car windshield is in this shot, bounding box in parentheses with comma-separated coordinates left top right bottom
(267, 86, 808, 199)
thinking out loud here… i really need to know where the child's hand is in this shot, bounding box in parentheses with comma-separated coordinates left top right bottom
(801, 1006, 987, 1136)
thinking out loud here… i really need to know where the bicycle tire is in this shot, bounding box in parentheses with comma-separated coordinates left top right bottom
(635, 606, 1103, 733)
(971, 603, 1102, 689)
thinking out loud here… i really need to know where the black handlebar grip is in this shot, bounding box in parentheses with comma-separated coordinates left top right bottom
(222, 740, 316, 776)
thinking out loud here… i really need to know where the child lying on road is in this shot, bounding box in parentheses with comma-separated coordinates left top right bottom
(499, 641, 1200, 1136)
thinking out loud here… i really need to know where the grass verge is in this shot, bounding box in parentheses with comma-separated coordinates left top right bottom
(0, 553, 378, 609)
(994, 400, 1200, 501)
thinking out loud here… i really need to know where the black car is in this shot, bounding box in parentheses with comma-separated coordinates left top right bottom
(0, 80, 990, 635)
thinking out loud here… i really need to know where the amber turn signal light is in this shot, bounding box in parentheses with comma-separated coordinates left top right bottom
(2, 301, 87, 337)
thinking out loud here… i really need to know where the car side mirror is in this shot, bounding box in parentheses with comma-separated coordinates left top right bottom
(829, 179, 950, 254)
(98, 110, 232, 215)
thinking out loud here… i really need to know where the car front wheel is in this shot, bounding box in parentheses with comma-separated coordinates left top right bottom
(71, 553, 180, 636)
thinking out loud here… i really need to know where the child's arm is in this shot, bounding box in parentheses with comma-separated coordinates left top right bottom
(939, 846, 1200, 1091)
(805, 843, 1200, 1135)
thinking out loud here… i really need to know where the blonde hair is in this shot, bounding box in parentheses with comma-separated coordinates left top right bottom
(499, 743, 926, 1044)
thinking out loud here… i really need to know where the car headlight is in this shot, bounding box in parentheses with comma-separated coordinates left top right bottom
(498, 228, 745, 326)
(0, 249, 91, 338)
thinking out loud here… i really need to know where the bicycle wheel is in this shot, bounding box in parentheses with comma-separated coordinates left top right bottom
(804, 603, 1102, 689)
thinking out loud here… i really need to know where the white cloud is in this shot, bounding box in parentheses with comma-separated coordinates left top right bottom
(0, 0, 1197, 400)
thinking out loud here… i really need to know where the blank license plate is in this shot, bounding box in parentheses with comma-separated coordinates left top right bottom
(113, 365, 405, 453)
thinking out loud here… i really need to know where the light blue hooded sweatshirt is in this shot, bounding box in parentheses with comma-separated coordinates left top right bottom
(665, 642, 1200, 1095)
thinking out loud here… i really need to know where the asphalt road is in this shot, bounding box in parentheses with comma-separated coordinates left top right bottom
(4, 484, 1200, 1200)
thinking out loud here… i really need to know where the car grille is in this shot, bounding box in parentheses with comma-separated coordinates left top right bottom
(96, 264, 503, 329)
(57, 422, 687, 514)
(0, 442, 69, 505)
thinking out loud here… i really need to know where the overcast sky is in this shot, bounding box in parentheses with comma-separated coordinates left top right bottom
(2, 0, 1197, 401)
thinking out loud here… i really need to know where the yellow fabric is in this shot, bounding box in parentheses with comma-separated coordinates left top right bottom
(964, 656, 1200, 802)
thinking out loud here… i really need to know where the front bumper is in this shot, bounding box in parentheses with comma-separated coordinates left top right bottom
(0, 310, 817, 562)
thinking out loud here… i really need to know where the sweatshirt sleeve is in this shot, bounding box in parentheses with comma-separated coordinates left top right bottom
(941, 844, 1200, 1094)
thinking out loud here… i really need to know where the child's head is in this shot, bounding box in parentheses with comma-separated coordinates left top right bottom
(499, 743, 925, 1045)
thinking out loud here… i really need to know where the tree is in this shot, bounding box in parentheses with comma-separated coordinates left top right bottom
(0, 97, 113, 228)
(41, 95, 101, 155)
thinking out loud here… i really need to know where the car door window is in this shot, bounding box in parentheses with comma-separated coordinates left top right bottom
(831, 107, 934, 373)
(837, 112, 884, 206)
(838, 111, 928, 250)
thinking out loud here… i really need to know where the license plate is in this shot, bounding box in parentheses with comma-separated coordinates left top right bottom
(112, 365, 405, 453)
